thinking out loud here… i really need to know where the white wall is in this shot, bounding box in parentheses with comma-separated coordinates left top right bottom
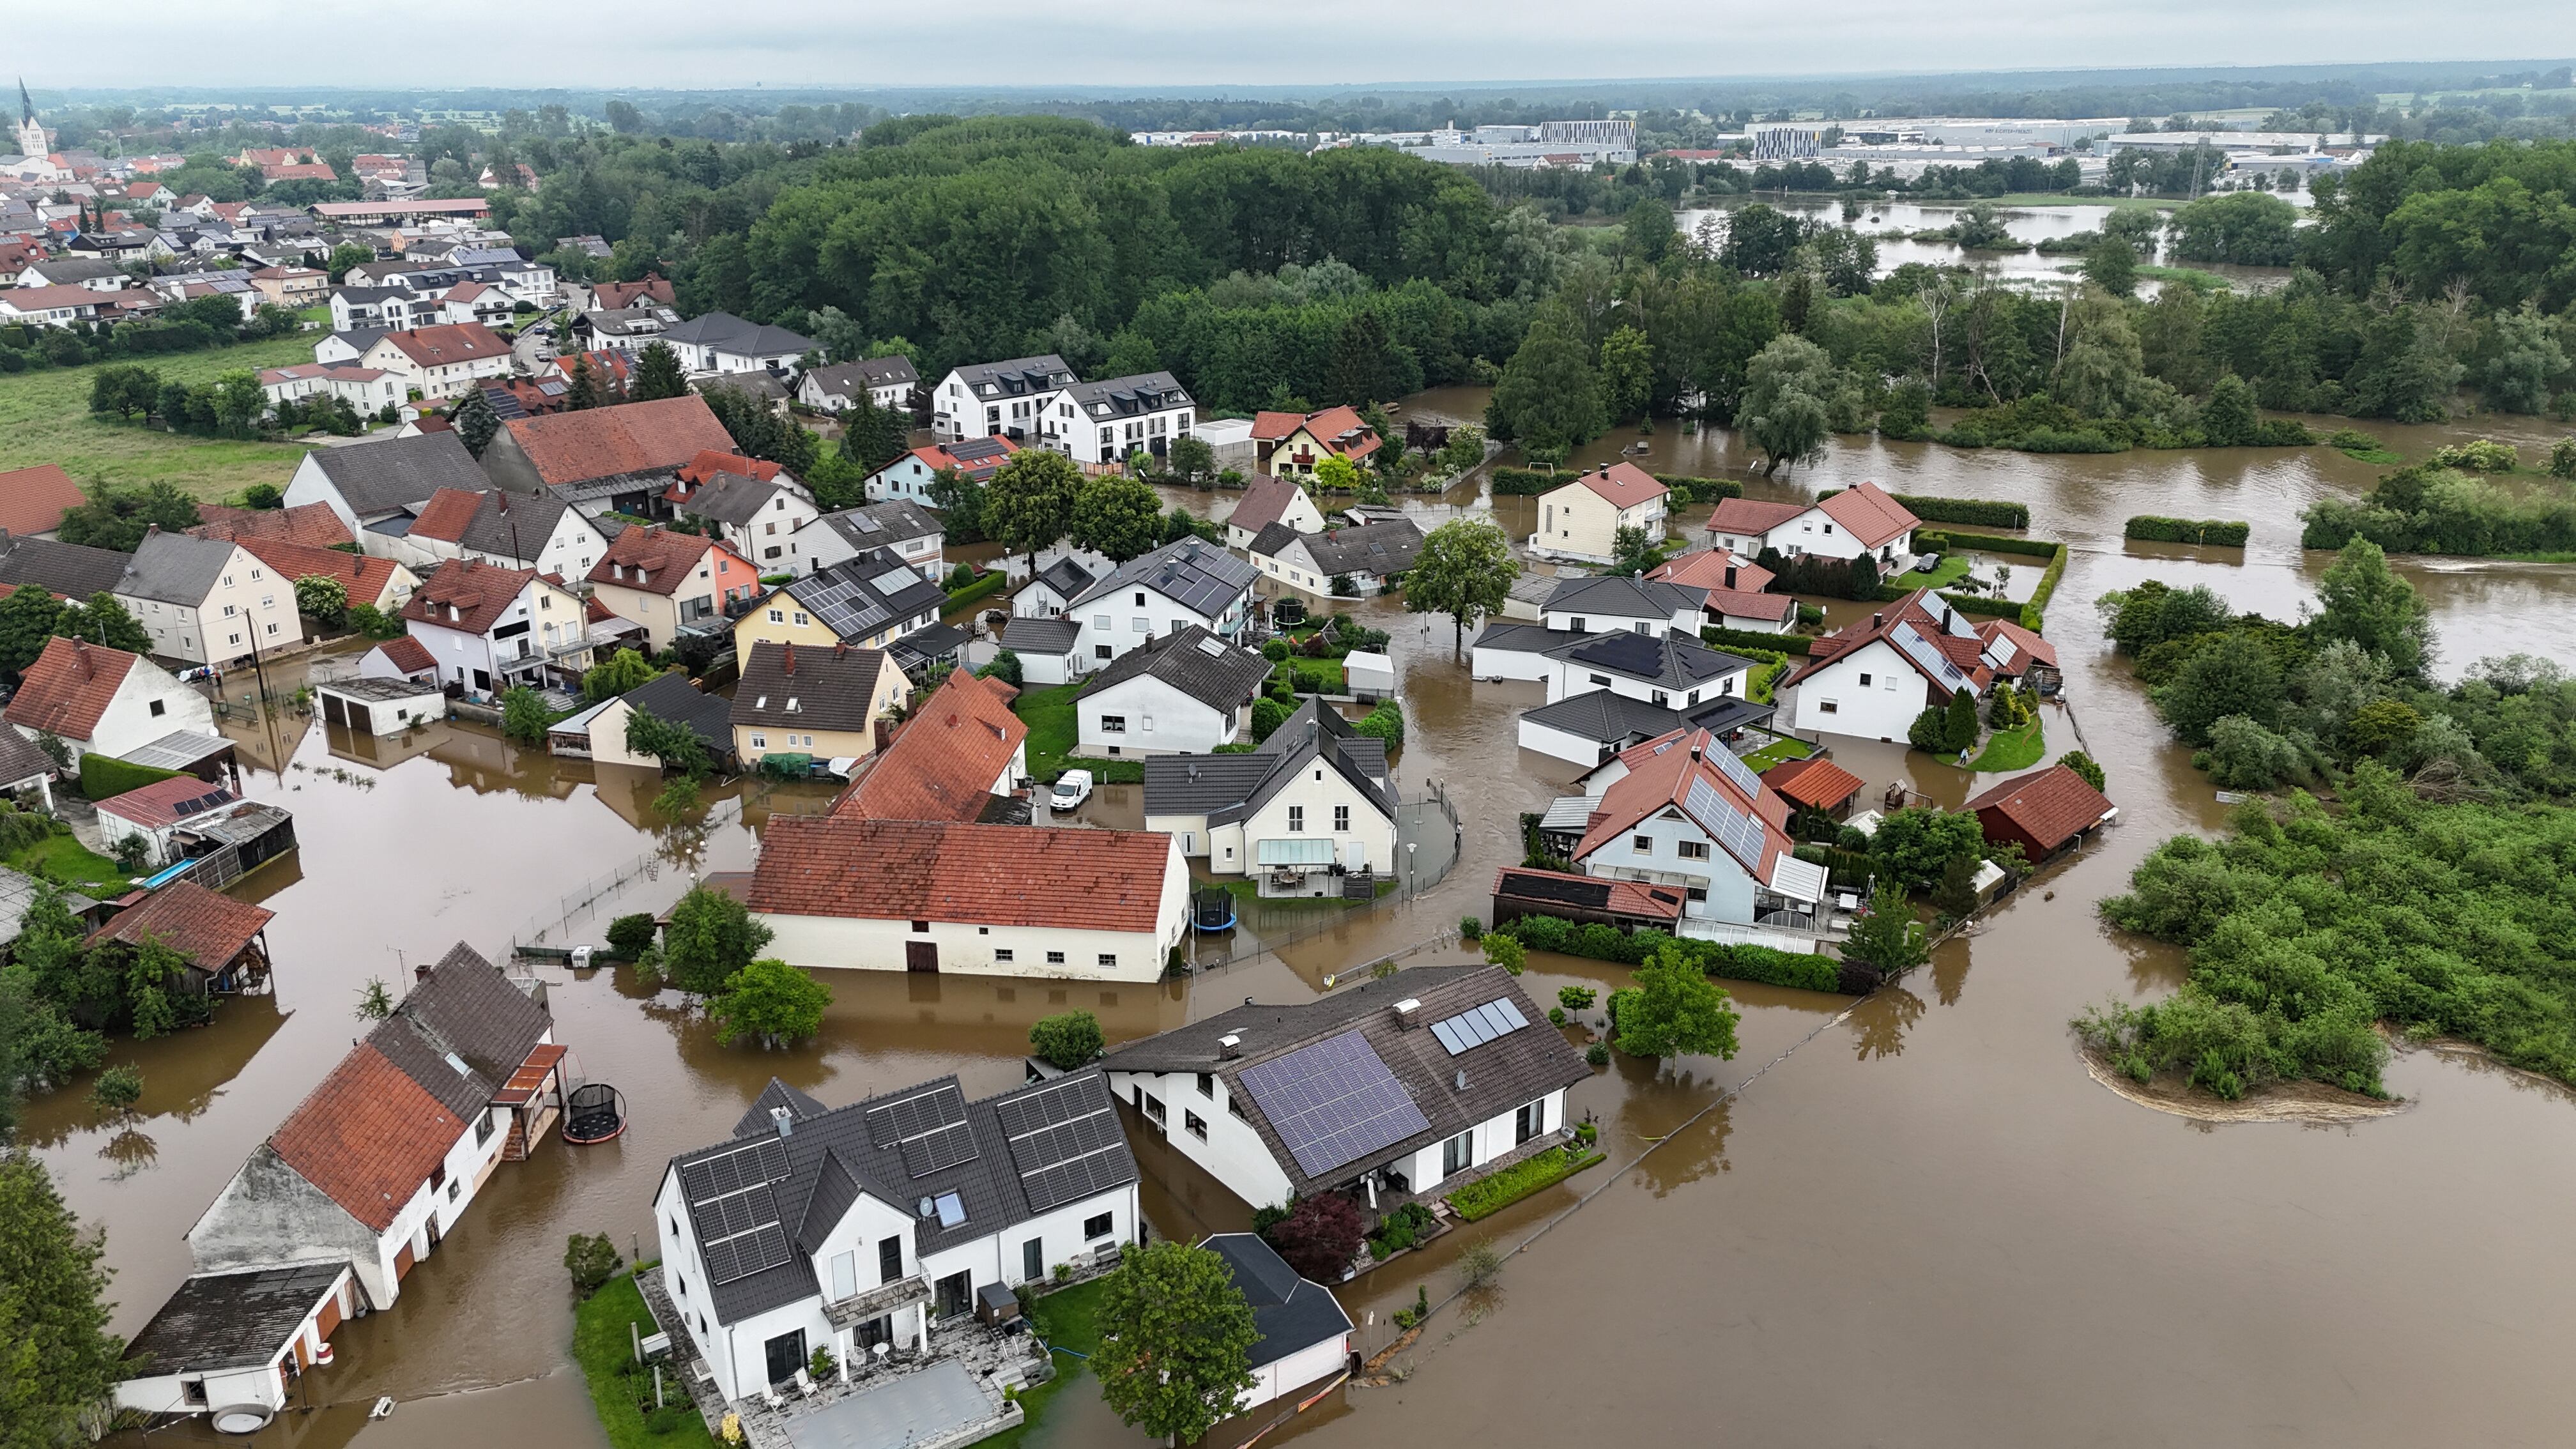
(1243, 1333, 1353, 1412)
(280, 453, 363, 535)
(1230, 766, 1396, 875)
(758, 849, 1187, 982)
(50, 663, 216, 766)
(1469, 639, 1560, 684)
(1543, 658, 1746, 711)
(1105, 1070, 1296, 1211)
(1540, 604, 1693, 637)
(1575, 808, 1756, 921)
(1781, 641, 1942, 743)
(1518, 715, 1616, 768)
(1078, 675, 1236, 757)
(1069, 585, 1246, 676)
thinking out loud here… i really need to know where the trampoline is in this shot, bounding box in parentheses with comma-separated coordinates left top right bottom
(562, 1082, 627, 1145)
(1192, 887, 1237, 933)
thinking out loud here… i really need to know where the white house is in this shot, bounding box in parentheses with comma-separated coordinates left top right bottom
(256, 364, 402, 418)
(183, 945, 562, 1315)
(399, 558, 590, 696)
(862, 437, 1017, 505)
(1245, 518, 1423, 601)
(1705, 480, 1920, 571)
(931, 355, 1076, 443)
(1223, 474, 1327, 551)
(1064, 538, 1257, 675)
(994, 617, 1081, 687)
(282, 427, 493, 540)
(1642, 548, 1795, 632)
(657, 310, 813, 376)
(1099, 964, 1590, 1216)
(1527, 462, 1667, 565)
(677, 467, 818, 572)
(1075, 625, 1271, 758)
(1534, 574, 1700, 638)
(1561, 727, 1827, 930)
(797, 356, 918, 413)
(1009, 553, 1105, 619)
(1536, 630, 1753, 709)
(653, 1071, 1140, 1406)
(1141, 700, 1397, 886)
(1040, 372, 1195, 466)
(1775, 589, 1992, 744)
(1200, 1235, 1355, 1411)
(95, 774, 266, 869)
(792, 501, 944, 577)
(399, 487, 610, 580)
(114, 531, 308, 666)
(112, 1262, 357, 1432)
(746, 815, 1189, 983)
(2, 637, 214, 776)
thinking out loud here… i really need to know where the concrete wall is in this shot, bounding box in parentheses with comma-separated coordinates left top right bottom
(185, 1147, 385, 1301)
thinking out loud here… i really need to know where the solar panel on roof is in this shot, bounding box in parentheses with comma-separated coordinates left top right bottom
(1001, 1076, 1131, 1211)
(1685, 777, 1770, 872)
(1890, 621, 1968, 687)
(866, 1082, 967, 1147)
(1237, 1031, 1429, 1179)
(1429, 997, 1531, 1056)
(900, 1120, 977, 1178)
(1706, 744, 1767, 802)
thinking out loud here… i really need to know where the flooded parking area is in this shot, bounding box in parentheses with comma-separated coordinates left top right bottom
(43, 402, 2576, 1449)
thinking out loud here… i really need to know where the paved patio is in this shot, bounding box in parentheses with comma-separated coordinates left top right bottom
(778, 1360, 997, 1449)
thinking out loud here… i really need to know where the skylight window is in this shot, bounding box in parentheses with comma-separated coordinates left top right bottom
(933, 1192, 966, 1228)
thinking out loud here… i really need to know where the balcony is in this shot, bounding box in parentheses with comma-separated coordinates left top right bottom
(826, 1275, 930, 1330)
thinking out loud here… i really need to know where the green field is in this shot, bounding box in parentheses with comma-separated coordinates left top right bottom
(0, 336, 323, 501)
(1885, 553, 1974, 592)
(8, 832, 133, 895)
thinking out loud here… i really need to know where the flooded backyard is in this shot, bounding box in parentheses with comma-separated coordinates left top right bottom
(34, 401, 2576, 1448)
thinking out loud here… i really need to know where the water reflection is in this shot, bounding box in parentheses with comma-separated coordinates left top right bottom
(1847, 986, 1925, 1061)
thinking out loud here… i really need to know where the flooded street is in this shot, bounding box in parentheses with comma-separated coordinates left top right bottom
(35, 404, 2576, 1448)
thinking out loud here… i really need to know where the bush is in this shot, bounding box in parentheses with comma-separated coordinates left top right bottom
(1250, 696, 1290, 742)
(1369, 1201, 1438, 1259)
(1885, 494, 2028, 528)
(1029, 1010, 1105, 1070)
(2428, 440, 2517, 472)
(1558, 985, 1597, 1012)
(2060, 750, 2108, 793)
(2125, 516, 2251, 546)
(1267, 1192, 1365, 1280)
(1482, 933, 1525, 975)
(1489, 919, 1846, 992)
(1352, 701, 1404, 749)
(76, 754, 182, 802)
(1261, 638, 1291, 661)
(1448, 1147, 1603, 1221)
(565, 1232, 623, 1299)
(605, 914, 659, 960)
(1458, 915, 1482, 941)
(1584, 1041, 1610, 1067)
(2550, 438, 2576, 479)
(1701, 625, 1812, 656)
(88, 1063, 143, 1114)
(977, 648, 1023, 687)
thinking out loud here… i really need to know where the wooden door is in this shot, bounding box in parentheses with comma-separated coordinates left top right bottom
(321, 694, 347, 726)
(905, 940, 938, 974)
(393, 1241, 415, 1280)
(314, 1285, 344, 1341)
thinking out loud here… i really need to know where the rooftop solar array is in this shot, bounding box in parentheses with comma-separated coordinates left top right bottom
(1706, 742, 1767, 802)
(899, 1121, 978, 1178)
(1685, 776, 1770, 873)
(680, 1138, 795, 1285)
(1077, 539, 1255, 618)
(1429, 998, 1531, 1055)
(1238, 1030, 1430, 1179)
(794, 566, 895, 640)
(1890, 621, 1970, 689)
(999, 1075, 1131, 1213)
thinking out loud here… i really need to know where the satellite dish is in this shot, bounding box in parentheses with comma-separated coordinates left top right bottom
(917, 1197, 936, 1218)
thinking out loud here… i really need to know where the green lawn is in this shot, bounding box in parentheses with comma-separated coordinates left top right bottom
(572, 1272, 719, 1449)
(0, 335, 321, 500)
(10, 833, 133, 895)
(1276, 656, 1346, 693)
(985, 1278, 1112, 1449)
(1885, 553, 1974, 592)
(1740, 736, 1814, 770)
(1970, 717, 2045, 772)
(1015, 682, 1142, 784)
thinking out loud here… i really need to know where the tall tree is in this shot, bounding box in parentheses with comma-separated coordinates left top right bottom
(1739, 335, 1835, 477)
(1597, 324, 1653, 424)
(452, 385, 500, 457)
(53, 592, 150, 654)
(1093, 1241, 1260, 1447)
(838, 395, 910, 474)
(0, 583, 66, 677)
(982, 450, 1084, 576)
(709, 958, 831, 1050)
(1614, 944, 1742, 1060)
(1322, 310, 1405, 409)
(663, 884, 774, 997)
(1842, 885, 1931, 972)
(1070, 477, 1165, 564)
(631, 341, 687, 401)
(2313, 537, 2434, 677)
(1487, 300, 1603, 452)
(564, 353, 601, 411)
(0, 1151, 123, 1448)
(1404, 516, 1519, 656)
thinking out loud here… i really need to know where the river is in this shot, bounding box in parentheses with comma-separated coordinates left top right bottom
(36, 400, 2576, 1448)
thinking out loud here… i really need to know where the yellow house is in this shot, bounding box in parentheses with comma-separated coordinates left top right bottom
(728, 640, 910, 767)
(584, 525, 762, 654)
(1529, 461, 1669, 565)
(729, 551, 947, 657)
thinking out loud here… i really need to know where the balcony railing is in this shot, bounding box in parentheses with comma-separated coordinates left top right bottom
(827, 1275, 930, 1329)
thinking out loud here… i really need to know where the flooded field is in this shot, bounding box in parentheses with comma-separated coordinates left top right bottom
(37, 401, 2576, 1448)
(1678, 197, 2300, 290)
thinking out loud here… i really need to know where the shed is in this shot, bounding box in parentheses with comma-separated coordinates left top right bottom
(1342, 650, 1395, 703)
(1964, 763, 2116, 862)
(315, 677, 445, 737)
(96, 776, 252, 871)
(112, 1261, 355, 1432)
(1199, 1233, 1355, 1411)
(1761, 756, 1866, 821)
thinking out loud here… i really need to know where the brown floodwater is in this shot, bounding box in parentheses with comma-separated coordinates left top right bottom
(41, 406, 2576, 1449)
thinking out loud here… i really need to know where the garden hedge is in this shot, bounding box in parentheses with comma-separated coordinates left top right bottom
(2124, 515, 2251, 546)
(1493, 916, 1851, 993)
(1700, 625, 1813, 657)
(79, 755, 183, 802)
(1449, 1146, 1605, 1221)
(1850, 493, 2032, 528)
(942, 570, 1008, 609)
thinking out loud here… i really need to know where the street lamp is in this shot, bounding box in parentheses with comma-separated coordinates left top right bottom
(1406, 841, 1418, 897)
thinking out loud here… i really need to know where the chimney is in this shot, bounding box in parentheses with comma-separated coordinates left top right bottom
(834, 641, 848, 661)
(1218, 1033, 1241, 1060)
(72, 639, 91, 678)
(782, 642, 795, 675)
(1393, 998, 1421, 1029)
(415, 960, 432, 983)
(1871, 612, 1883, 628)
(769, 1105, 794, 1138)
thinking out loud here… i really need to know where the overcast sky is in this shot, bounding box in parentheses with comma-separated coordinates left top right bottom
(18, 2, 2576, 91)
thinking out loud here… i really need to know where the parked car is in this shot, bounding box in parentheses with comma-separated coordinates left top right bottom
(1050, 770, 1094, 812)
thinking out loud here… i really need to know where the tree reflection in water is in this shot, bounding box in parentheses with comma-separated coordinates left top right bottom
(100, 1128, 158, 1180)
(1848, 987, 1925, 1061)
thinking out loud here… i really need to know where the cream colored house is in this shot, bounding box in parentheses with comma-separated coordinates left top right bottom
(728, 640, 909, 768)
(116, 532, 307, 666)
(1528, 461, 1669, 565)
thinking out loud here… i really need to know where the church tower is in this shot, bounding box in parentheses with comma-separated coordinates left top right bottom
(16, 80, 47, 158)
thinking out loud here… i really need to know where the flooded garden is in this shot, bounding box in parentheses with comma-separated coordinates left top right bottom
(34, 392, 2576, 1448)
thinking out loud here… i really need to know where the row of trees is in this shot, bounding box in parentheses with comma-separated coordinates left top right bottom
(3, 295, 303, 375)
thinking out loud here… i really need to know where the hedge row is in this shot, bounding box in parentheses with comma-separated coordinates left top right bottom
(1650, 473, 1745, 505)
(1919, 529, 2060, 559)
(1489, 468, 1558, 496)
(79, 754, 183, 802)
(942, 571, 1009, 609)
(1699, 625, 1813, 657)
(1909, 529, 2067, 631)
(1892, 494, 2030, 528)
(1488, 467, 1745, 505)
(1493, 916, 1850, 993)
(2124, 515, 2251, 546)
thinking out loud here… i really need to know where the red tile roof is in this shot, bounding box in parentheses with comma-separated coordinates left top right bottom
(370, 636, 436, 676)
(1976, 617, 2058, 671)
(1965, 763, 2115, 854)
(677, 449, 781, 487)
(236, 536, 410, 606)
(96, 775, 238, 831)
(553, 349, 632, 390)
(0, 464, 87, 537)
(376, 323, 508, 369)
(834, 672, 1027, 824)
(261, 162, 337, 182)
(1570, 461, 1667, 510)
(1761, 756, 1865, 811)
(3, 637, 141, 740)
(1645, 547, 1775, 597)
(502, 395, 736, 489)
(266, 1043, 464, 1233)
(401, 558, 537, 636)
(189, 500, 355, 549)
(1250, 410, 1307, 441)
(1814, 481, 1919, 549)
(748, 816, 1175, 934)
(1574, 728, 1795, 881)
(587, 525, 718, 597)
(404, 487, 486, 545)
(89, 879, 275, 969)
(1783, 589, 1994, 695)
(1706, 496, 1809, 537)
(590, 275, 674, 310)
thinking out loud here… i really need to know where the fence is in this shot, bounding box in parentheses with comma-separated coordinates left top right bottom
(504, 797, 748, 954)
(1177, 781, 1462, 973)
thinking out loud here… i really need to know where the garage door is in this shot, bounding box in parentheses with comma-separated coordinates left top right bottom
(321, 694, 348, 727)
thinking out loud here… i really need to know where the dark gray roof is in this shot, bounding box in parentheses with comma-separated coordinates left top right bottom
(452, 491, 574, 564)
(1541, 574, 1701, 620)
(1100, 965, 1588, 1197)
(1202, 1233, 1354, 1366)
(684, 470, 796, 528)
(774, 551, 944, 645)
(805, 356, 917, 397)
(1084, 625, 1270, 712)
(365, 942, 551, 1119)
(696, 372, 791, 404)
(999, 616, 1080, 655)
(619, 670, 737, 755)
(818, 501, 940, 551)
(663, 310, 813, 358)
(113, 531, 238, 606)
(1471, 622, 1583, 656)
(1281, 518, 1425, 579)
(1141, 698, 1390, 825)
(1678, 694, 1778, 736)
(1544, 631, 1752, 691)
(0, 725, 56, 786)
(667, 1070, 1137, 1326)
(1031, 556, 1097, 600)
(324, 326, 388, 356)
(732, 640, 890, 735)
(1521, 690, 1682, 748)
(0, 533, 134, 599)
(305, 431, 492, 517)
(1061, 371, 1192, 420)
(951, 354, 1074, 398)
(1068, 537, 1255, 620)
(889, 621, 970, 675)
(122, 1262, 349, 1374)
